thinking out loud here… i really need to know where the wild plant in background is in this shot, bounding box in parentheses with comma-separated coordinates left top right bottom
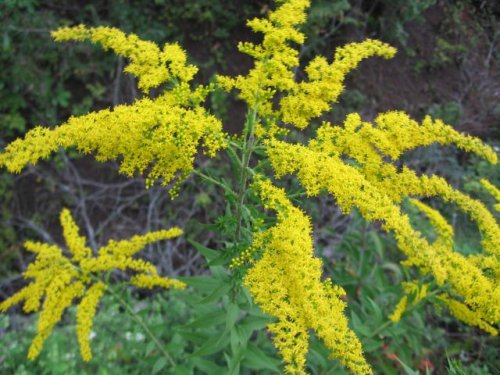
(0, 209, 184, 361)
(0, 0, 498, 373)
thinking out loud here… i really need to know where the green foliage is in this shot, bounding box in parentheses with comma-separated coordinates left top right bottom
(361, 0, 435, 55)
(430, 38, 467, 69)
(428, 101, 463, 126)
(447, 358, 494, 375)
(0, 265, 280, 374)
(2, 214, 497, 374)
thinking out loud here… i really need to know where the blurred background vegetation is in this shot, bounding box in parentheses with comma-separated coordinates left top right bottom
(0, 0, 499, 373)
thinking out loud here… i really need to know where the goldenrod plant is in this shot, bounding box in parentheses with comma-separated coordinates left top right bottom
(0, 0, 498, 373)
(0, 209, 184, 361)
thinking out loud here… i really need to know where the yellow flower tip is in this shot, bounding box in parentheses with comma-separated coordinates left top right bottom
(77, 282, 106, 362)
(51, 24, 199, 91)
(410, 199, 454, 245)
(216, 74, 237, 92)
(481, 179, 500, 202)
(23, 240, 41, 253)
(51, 24, 90, 42)
(0, 289, 26, 312)
(389, 296, 407, 322)
(438, 295, 498, 336)
(98, 227, 183, 259)
(279, 40, 397, 129)
(333, 39, 397, 73)
(60, 208, 92, 260)
(27, 337, 43, 360)
(130, 274, 186, 290)
(389, 282, 430, 323)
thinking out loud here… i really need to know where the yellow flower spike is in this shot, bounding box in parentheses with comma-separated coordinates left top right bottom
(438, 295, 498, 336)
(280, 40, 396, 129)
(311, 111, 497, 167)
(23, 242, 64, 274)
(0, 93, 226, 193)
(0, 209, 184, 361)
(410, 199, 454, 247)
(481, 179, 500, 213)
(389, 282, 429, 322)
(77, 281, 106, 361)
(0, 285, 31, 313)
(23, 240, 60, 254)
(305, 111, 500, 256)
(373, 112, 497, 163)
(1, 27, 225, 197)
(28, 279, 86, 360)
(265, 138, 499, 326)
(389, 296, 408, 323)
(375, 170, 500, 255)
(60, 208, 92, 261)
(130, 274, 186, 290)
(245, 249, 311, 374)
(21, 275, 53, 314)
(217, 0, 310, 124)
(52, 25, 198, 91)
(98, 227, 183, 257)
(244, 178, 371, 374)
(80, 256, 158, 275)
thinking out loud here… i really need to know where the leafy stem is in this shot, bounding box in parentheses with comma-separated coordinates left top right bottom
(234, 93, 260, 242)
(364, 286, 444, 340)
(192, 169, 237, 198)
(105, 282, 176, 367)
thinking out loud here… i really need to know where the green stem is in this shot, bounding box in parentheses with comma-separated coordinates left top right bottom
(228, 140, 243, 150)
(192, 169, 237, 198)
(106, 284, 176, 367)
(365, 287, 443, 340)
(235, 97, 260, 242)
(367, 319, 393, 339)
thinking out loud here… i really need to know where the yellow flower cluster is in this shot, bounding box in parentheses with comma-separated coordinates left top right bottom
(0, 28, 226, 196)
(438, 295, 497, 335)
(265, 122, 499, 333)
(219, 0, 498, 370)
(1, 0, 498, 372)
(52, 25, 198, 92)
(307, 112, 499, 255)
(243, 178, 371, 374)
(389, 281, 429, 322)
(280, 40, 396, 128)
(218, 0, 397, 134)
(409, 199, 454, 247)
(217, 0, 310, 118)
(482, 179, 500, 213)
(310, 111, 497, 168)
(76, 281, 106, 361)
(0, 209, 184, 361)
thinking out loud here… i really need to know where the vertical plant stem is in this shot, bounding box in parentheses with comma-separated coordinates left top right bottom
(234, 96, 259, 242)
(107, 285, 176, 367)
